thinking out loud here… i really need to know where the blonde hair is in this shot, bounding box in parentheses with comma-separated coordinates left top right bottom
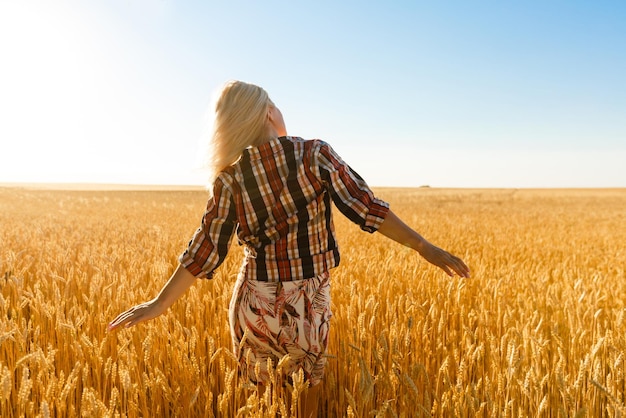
(206, 80, 273, 189)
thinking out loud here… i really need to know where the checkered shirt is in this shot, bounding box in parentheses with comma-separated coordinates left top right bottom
(179, 136, 389, 282)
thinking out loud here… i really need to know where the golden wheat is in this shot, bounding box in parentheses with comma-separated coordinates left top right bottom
(1, 186, 625, 417)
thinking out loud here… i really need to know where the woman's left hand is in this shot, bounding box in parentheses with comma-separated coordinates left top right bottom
(108, 264, 197, 332)
(108, 299, 166, 331)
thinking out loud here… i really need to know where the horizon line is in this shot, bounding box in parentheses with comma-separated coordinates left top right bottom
(2, 181, 625, 192)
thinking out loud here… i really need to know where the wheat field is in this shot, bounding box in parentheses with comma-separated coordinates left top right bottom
(1, 186, 625, 417)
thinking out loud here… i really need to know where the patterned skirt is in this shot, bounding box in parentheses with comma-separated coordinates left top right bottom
(228, 271, 332, 387)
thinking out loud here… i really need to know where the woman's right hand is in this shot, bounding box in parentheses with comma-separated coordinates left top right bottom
(377, 210, 470, 278)
(108, 299, 167, 331)
(417, 241, 470, 278)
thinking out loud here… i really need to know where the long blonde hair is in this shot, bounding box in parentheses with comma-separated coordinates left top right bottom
(207, 80, 273, 189)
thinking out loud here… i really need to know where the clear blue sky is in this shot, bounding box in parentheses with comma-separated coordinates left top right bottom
(1, 0, 625, 187)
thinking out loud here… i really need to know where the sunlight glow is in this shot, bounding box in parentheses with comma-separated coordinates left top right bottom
(1, 2, 92, 181)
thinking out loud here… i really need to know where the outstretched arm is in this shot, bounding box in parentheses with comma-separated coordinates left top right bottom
(377, 210, 470, 278)
(108, 264, 196, 331)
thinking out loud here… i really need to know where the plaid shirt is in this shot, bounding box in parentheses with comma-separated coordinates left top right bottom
(179, 136, 389, 282)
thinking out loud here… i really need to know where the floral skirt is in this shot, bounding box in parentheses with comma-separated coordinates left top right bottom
(228, 271, 332, 387)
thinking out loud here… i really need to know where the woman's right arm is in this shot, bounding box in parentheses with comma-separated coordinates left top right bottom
(377, 210, 470, 278)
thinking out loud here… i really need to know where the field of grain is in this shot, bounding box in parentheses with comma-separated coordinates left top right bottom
(1, 186, 625, 417)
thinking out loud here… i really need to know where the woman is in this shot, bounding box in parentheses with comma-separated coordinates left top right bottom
(109, 80, 470, 416)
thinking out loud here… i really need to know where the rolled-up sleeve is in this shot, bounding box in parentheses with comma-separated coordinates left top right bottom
(179, 176, 237, 278)
(316, 141, 389, 233)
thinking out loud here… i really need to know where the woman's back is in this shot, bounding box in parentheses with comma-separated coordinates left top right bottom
(180, 136, 389, 282)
